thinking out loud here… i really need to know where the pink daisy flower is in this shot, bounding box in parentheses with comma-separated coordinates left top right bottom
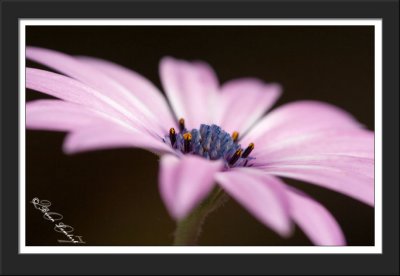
(26, 46, 374, 246)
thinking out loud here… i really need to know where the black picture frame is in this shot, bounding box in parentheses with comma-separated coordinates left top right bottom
(1, 0, 399, 274)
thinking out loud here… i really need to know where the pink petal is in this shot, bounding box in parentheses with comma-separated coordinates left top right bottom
(26, 68, 161, 137)
(26, 100, 132, 132)
(241, 101, 363, 147)
(258, 155, 374, 179)
(159, 155, 223, 220)
(63, 125, 175, 155)
(285, 187, 346, 245)
(215, 168, 293, 237)
(254, 129, 374, 161)
(263, 165, 374, 206)
(77, 56, 177, 130)
(26, 46, 167, 135)
(215, 78, 281, 134)
(159, 57, 219, 129)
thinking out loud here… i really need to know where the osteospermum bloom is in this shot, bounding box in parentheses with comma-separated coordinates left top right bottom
(26, 46, 374, 246)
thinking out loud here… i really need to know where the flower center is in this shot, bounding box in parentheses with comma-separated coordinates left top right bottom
(164, 118, 255, 168)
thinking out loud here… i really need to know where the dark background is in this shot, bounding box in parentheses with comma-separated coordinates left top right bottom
(26, 26, 374, 246)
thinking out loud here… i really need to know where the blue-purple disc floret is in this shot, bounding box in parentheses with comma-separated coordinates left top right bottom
(164, 123, 254, 168)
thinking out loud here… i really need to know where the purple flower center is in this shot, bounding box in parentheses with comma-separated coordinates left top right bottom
(164, 119, 254, 168)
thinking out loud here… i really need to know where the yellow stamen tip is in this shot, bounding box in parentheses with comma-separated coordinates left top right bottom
(178, 118, 185, 131)
(183, 132, 192, 140)
(170, 128, 175, 134)
(249, 143, 255, 150)
(232, 131, 239, 142)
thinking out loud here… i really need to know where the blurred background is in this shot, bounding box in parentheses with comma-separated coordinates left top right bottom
(26, 26, 374, 246)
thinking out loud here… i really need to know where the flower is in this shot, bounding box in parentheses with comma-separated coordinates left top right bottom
(26, 46, 374, 246)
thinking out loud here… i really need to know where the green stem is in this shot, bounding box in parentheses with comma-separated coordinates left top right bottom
(173, 187, 227, 245)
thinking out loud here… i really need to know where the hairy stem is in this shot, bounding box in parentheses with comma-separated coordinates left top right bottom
(173, 187, 228, 246)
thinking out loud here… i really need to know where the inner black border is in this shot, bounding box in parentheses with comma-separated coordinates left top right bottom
(1, 0, 399, 275)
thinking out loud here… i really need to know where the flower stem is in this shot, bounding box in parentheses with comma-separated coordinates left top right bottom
(173, 187, 227, 245)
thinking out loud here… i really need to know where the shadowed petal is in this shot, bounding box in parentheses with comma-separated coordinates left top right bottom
(215, 78, 281, 134)
(160, 57, 219, 129)
(215, 168, 292, 237)
(159, 155, 223, 220)
(26, 46, 167, 134)
(285, 187, 346, 245)
(77, 56, 177, 129)
(263, 165, 374, 206)
(241, 101, 363, 147)
(26, 100, 134, 132)
(63, 126, 175, 155)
